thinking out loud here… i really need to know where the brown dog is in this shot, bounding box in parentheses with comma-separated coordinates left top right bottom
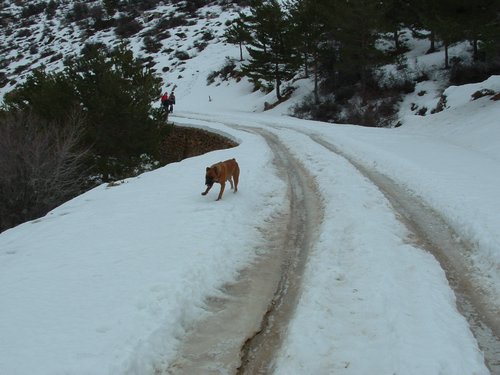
(201, 158, 239, 201)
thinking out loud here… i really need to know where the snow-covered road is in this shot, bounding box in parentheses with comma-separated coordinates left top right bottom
(171, 112, 499, 374)
(167, 115, 500, 373)
(1, 103, 498, 374)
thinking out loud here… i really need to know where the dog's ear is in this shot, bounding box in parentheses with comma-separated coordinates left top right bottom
(206, 167, 210, 171)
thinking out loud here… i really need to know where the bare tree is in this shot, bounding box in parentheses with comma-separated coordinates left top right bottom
(0, 110, 89, 232)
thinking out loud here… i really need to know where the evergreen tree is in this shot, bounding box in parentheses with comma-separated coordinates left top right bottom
(459, 0, 499, 62)
(242, 0, 300, 100)
(418, 0, 465, 68)
(5, 43, 164, 180)
(319, 0, 386, 89)
(224, 12, 252, 61)
(479, 7, 500, 63)
(379, 0, 416, 52)
(3, 69, 78, 125)
(64, 43, 163, 178)
(285, 0, 328, 103)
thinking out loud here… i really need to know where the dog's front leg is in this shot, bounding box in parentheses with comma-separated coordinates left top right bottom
(202, 185, 212, 196)
(216, 182, 226, 201)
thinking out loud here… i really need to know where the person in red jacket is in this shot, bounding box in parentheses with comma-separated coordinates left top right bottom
(160, 91, 169, 112)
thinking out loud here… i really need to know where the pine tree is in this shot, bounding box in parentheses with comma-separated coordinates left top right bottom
(224, 12, 252, 61)
(418, 0, 465, 68)
(64, 43, 163, 178)
(319, 0, 386, 89)
(379, 0, 416, 52)
(242, 0, 300, 101)
(285, 0, 328, 103)
(459, 0, 499, 62)
(5, 43, 164, 180)
(3, 69, 78, 125)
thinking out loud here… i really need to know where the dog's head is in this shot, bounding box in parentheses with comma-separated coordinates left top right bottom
(205, 166, 218, 186)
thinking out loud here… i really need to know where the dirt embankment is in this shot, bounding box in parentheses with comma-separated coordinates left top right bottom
(159, 125, 237, 165)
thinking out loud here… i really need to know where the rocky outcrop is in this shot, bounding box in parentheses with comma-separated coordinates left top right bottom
(159, 125, 237, 165)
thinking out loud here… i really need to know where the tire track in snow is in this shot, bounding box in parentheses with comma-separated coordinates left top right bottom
(235, 128, 323, 374)
(161, 126, 323, 374)
(306, 133, 500, 374)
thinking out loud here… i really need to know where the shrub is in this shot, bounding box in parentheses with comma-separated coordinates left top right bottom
(67, 2, 90, 22)
(45, 0, 59, 18)
(121, 0, 162, 12)
(206, 59, 238, 85)
(115, 16, 142, 38)
(333, 85, 356, 104)
(21, 3, 46, 18)
(175, 50, 190, 60)
(292, 94, 338, 122)
(181, 0, 209, 15)
(450, 60, 500, 85)
(14, 63, 31, 75)
(202, 30, 214, 41)
(432, 95, 447, 113)
(0, 72, 8, 88)
(143, 35, 162, 54)
(294, 78, 404, 127)
(156, 14, 188, 30)
(471, 89, 496, 100)
(0, 110, 89, 232)
(194, 40, 208, 52)
(417, 107, 428, 116)
(16, 28, 31, 38)
(49, 52, 63, 63)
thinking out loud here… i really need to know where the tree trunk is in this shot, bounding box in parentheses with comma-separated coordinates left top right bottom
(304, 52, 309, 78)
(275, 62, 281, 101)
(239, 42, 243, 61)
(444, 42, 450, 69)
(428, 30, 437, 54)
(276, 79, 282, 100)
(472, 39, 479, 61)
(313, 52, 319, 105)
(394, 30, 400, 51)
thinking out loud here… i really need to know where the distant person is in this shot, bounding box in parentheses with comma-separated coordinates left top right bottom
(169, 91, 176, 113)
(161, 91, 169, 112)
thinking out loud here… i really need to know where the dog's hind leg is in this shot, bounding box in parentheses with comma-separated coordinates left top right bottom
(216, 182, 226, 201)
(233, 167, 239, 193)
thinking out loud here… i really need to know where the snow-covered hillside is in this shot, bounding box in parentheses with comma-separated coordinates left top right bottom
(0, 0, 242, 100)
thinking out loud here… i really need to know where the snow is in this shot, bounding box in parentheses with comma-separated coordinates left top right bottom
(1, 4, 499, 375)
